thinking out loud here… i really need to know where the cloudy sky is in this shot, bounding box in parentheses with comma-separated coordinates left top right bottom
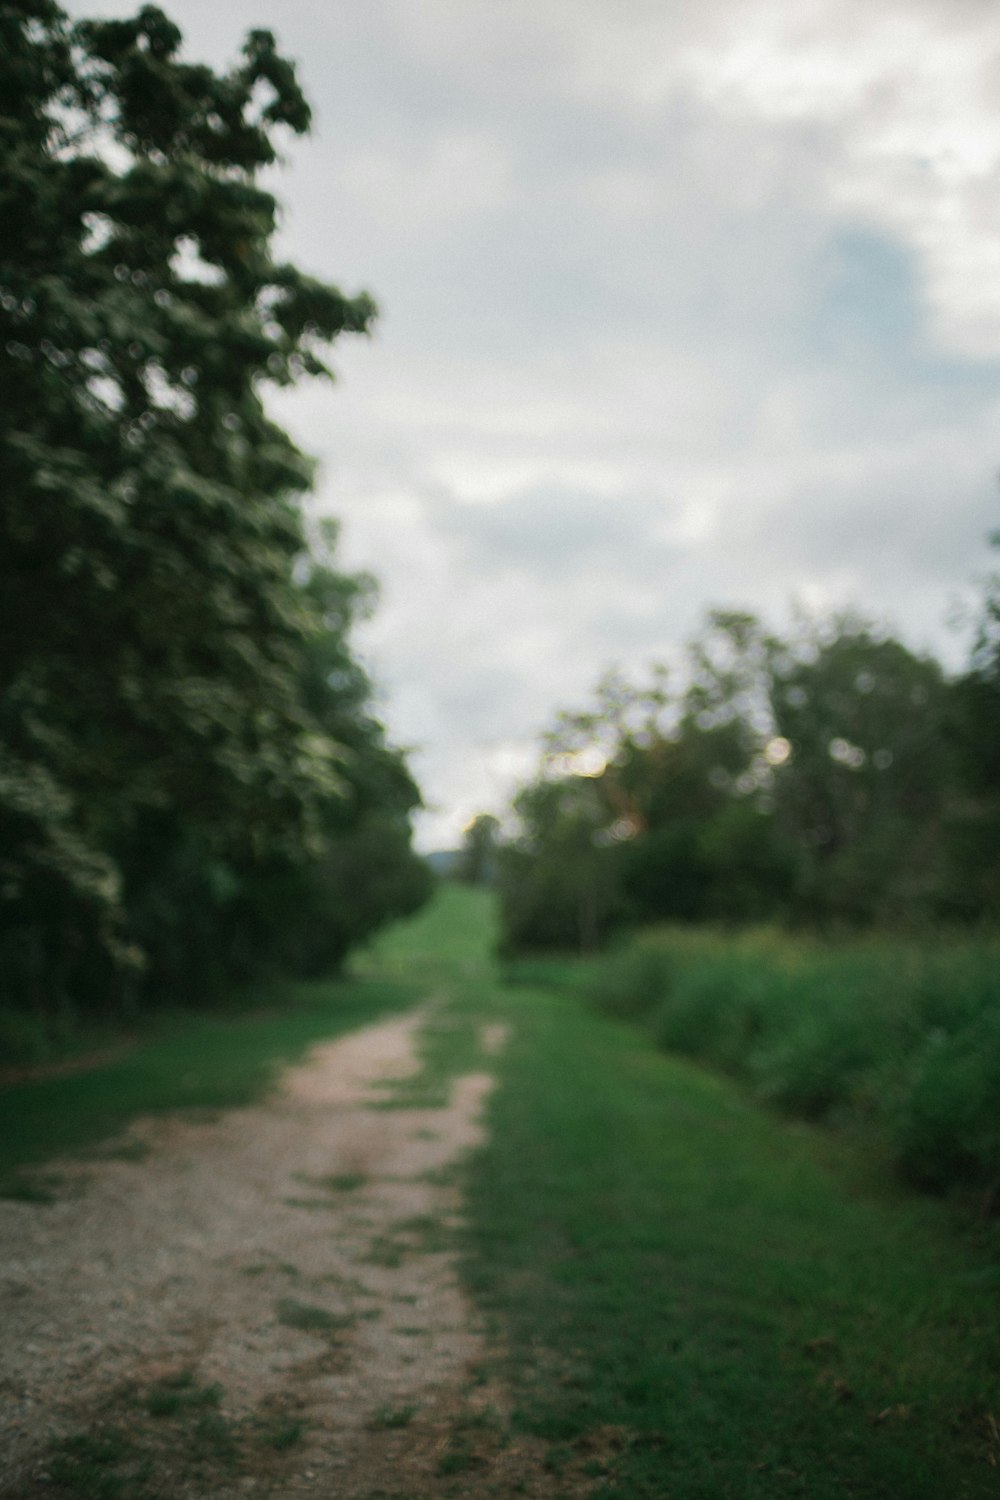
(71, 0, 1000, 847)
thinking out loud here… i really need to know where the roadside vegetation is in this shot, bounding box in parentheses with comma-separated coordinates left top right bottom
(0, 1, 430, 1065)
(579, 925, 1000, 1206)
(382, 889, 1000, 1499)
(479, 576, 1000, 1222)
(466, 973, 1000, 1498)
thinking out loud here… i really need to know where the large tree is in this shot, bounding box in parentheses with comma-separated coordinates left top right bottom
(0, 2, 416, 1012)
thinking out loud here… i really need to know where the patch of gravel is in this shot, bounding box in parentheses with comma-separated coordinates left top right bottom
(0, 1007, 518, 1497)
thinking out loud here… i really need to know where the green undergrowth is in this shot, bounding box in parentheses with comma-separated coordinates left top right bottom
(575, 927, 1000, 1201)
(0, 975, 417, 1197)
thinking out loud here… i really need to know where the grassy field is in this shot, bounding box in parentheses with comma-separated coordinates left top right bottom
(4, 884, 999, 1496)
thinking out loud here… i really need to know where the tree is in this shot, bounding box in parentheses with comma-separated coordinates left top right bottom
(458, 814, 501, 886)
(0, 3, 416, 1014)
(769, 615, 953, 924)
(498, 775, 626, 953)
(494, 605, 978, 953)
(944, 533, 1000, 919)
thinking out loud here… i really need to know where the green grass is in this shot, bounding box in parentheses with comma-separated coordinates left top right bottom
(255, 1415, 307, 1450)
(0, 975, 417, 1195)
(309, 1170, 369, 1192)
(461, 977, 1000, 1498)
(360, 878, 501, 982)
(50, 1372, 241, 1497)
(144, 1370, 222, 1417)
(576, 926, 1000, 1199)
(370, 887, 1000, 1498)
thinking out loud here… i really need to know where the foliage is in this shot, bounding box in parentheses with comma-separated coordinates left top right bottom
(945, 540, 1000, 919)
(456, 812, 500, 885)
(581, 925, 1000, 1199)
(0, 2, 426, 1027)
(496, 598, 997, 952)
(769, 617, 953, 923)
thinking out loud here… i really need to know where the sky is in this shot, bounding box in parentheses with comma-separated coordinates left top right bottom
(69, 0, 1000, 848)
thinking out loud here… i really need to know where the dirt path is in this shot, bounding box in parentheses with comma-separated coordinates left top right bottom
(0, 1005, 519, 1497)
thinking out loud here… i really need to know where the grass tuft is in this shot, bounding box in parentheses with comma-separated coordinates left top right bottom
(367, 1403, 417, 1429)
(144, 1370, 222, 1417)
(274, 1297, 353, 1334)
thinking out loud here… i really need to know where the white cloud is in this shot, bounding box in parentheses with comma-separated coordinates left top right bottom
(66, 0, 1000, 848)
(678, 1, 1000, 357)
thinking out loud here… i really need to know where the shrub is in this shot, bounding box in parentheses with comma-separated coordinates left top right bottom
(582, 926, 1000, 1201)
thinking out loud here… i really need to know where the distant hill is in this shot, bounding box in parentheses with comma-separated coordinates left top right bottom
(424, 849, 462, 877)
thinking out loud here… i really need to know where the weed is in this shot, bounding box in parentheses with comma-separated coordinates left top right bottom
(368, 1403, 417, 1429)
(363, 1235, 404, 1267)
(436, 1438, 477, 1476)
(394, 1212, 452, 1252)
(191, 1409, 239, 1467)
(320, 1171, 368, 1192)
(584, 927, 1000, 1198)
(0, 1169, 64, 1203)
(455, 1404, 503, 1431)
(274, 1297, 353, 1333)
(83, 1139, 151, 1163)
(144, 1369, 222, 1417)
(257, 1416, 307, 1450)
(49, 1427, 150, 1499)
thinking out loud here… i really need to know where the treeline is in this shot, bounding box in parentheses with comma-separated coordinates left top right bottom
(494, 571, 1000, 953)
(0, 2, 430, 1048)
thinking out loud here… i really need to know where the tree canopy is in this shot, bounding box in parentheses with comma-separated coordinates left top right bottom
(495, 594, 1000, 954)
(0, 1, 429, 1025)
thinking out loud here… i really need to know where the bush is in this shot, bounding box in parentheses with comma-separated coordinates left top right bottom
(583, 926, 1000, 1201)
(587, 944, 672, 1021)
(895, 1007, 1000, 1194)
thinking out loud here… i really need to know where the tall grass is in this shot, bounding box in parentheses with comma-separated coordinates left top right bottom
(585, 927, 1000, 1202)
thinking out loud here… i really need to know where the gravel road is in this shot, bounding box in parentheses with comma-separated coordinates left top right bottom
(0, 1007, 514, 1497)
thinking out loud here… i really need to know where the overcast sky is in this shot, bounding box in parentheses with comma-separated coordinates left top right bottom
(69, 0, 1000, 847)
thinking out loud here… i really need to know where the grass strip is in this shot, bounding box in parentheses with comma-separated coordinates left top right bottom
(577, 927, 1000, 1201)
(0, 975, 417, 1192)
